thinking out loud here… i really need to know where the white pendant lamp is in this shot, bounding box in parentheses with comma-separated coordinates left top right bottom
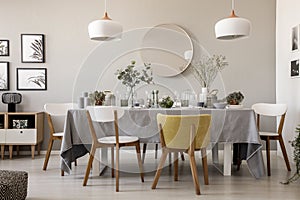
(215, 0, 251, 40)
(88, 0, 122, 41)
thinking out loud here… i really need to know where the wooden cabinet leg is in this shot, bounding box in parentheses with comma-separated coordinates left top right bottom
(1, 145, 4, 160)
(16, 145, 20, 156)
(31, 145, 35, 159)
(9, 145, 13, 159)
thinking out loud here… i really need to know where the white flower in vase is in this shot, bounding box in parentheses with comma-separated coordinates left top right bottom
(191, 55, 228, 91)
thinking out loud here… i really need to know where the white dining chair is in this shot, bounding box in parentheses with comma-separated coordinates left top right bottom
(43, 103, 77, 176)
(83, 106, 144, 192)
(252, 103, 291, 176)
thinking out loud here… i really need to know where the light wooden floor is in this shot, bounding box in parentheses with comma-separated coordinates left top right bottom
(0, 150, 299, 200)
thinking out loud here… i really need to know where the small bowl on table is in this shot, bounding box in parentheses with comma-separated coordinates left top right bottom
(213, 102, 227, 109)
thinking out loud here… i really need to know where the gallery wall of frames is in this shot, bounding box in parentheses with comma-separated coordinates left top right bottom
(291, 25, 300, 78)
(0, 34, 47, 91)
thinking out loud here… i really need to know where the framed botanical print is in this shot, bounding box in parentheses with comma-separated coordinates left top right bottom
(0, 40, 9, 56)
(21, 34, 45, 63)
(292, 25, 299, 51)
(291, 59, 300, 78)
(0, 62, 9, 90)
(17, 68, 47, 90)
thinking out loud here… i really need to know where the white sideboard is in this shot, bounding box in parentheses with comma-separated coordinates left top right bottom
(0, 112, 44, 159)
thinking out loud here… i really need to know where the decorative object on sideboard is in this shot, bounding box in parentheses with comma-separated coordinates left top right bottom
(0, 40, 9, 56)
(21, 34, 45, 63)
(282, 125, 300, 184)
(191, 54, 228, 92)
(0, 62, 9, 91)
(215, 0, 251, 40)
(2, 92, 22, 112)
(17, 68, 47, 90)
(88, 0, 122, 41)
(12, 120, 28, 129)
(115, 60, 153, 107)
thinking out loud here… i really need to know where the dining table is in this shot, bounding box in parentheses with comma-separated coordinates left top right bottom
(60, 107, 265, 178)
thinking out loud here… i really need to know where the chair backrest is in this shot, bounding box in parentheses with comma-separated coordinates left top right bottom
(157, 114, 211, 150)
(44, 103, 78, 133)
(251, 103, 287, 134)
(86, 106, 125, 144)
(251, 103, 287, 117)
(86, 106, 124, 122)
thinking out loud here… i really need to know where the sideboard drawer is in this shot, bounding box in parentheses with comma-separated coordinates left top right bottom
(5, 129, 37, 144)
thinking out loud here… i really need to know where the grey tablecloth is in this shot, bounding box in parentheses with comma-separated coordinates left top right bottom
(60, 108, 265, 178)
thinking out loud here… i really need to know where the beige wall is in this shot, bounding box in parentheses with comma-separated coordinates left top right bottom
(276, 0, 300, 158)
(0, 0, 276, 150)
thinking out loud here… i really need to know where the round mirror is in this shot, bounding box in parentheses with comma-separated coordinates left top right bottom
(141, 24, 193, 77)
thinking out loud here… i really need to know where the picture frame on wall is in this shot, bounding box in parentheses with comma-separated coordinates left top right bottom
(0, 62, 9, 91)
(292, 25, 299, 51)
(291, 59, 299, 77)
(0, 40, 9, 56)
(17, 68, 47, 90)
(21, 34, 45, 63)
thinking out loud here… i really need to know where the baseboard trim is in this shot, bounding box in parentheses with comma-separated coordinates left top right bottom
(1, 150, 61, 156)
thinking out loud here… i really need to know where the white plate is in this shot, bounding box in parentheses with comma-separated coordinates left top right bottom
(226, 105, 243, 109)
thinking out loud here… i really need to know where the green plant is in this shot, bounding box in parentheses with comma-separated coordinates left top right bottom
(159, 96, 174, 108)
(282, 126, 300, 184)
(115, 60, 153, 106)
(191, 55, 228, 89)
(226, 91, 244, 105)
(89, 91, 106, 106)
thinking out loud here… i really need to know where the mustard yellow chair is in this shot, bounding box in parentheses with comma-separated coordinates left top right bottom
(152, 114, 211, 195)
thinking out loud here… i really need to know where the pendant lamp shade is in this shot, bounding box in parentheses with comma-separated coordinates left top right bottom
(215, 0, 251, 40)
(88, 1, 122, 41)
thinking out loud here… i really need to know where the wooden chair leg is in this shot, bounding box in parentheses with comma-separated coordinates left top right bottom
(201, 148, 209, 185)
(155, 143, 158, 159)
(189, 153, 201, 195)
(83, 146, 96, 186)
(174, 152, 178, 181)
(142, 143, 147, 164)
(111, 146, 114, 178)
(9, 145, 13, 159)
(180, 152, 185, 161)
(43, 139, 54, 170)
(1, 145, 4, 160)
(265, 137, 271, 176)
(152, 151, 168, 189)
(37, 143, 41, 155)
(74, 159, 77, 166)
(278, 136, 291, 171)
(135, 143, 144, 182)
(61, 170, 64, 176)
(116, 146, 120, 192)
